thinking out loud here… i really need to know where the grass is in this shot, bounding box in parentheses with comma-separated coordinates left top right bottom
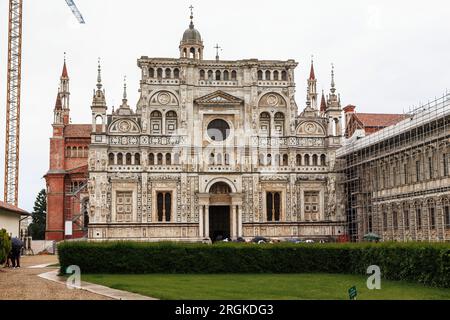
(81, 273, 450, 300)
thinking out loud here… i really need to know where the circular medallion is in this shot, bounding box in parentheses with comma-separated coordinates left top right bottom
(305, 123, 316, 134)
(118, 120, 131, 133)
(266, 94, 279, 107)
(158, 92, 171, 105)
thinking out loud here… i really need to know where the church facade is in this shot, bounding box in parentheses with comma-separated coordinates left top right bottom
(85, 13, 347, 242)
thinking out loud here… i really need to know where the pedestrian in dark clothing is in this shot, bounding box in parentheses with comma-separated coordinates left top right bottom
(11, 238, 23, 269)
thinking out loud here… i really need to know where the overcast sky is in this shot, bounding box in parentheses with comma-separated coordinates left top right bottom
(0, 0, 449, 211)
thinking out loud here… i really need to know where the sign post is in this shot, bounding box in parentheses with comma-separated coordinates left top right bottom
(348, 286, 358, 300)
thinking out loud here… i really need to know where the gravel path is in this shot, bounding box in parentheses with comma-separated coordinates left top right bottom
(0, 255, 111, 300)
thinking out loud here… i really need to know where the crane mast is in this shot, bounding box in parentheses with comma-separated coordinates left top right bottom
(4, 0, 23, 206)
(65, 0, 86, 24)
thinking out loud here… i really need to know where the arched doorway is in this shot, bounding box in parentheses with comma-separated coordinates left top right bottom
(209, 182, 232, 242)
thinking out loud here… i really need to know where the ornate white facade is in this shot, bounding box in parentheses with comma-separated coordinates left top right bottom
(87, 13, 346, 242)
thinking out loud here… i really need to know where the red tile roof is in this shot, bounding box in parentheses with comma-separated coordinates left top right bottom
(0, 201, 30, 215)
(64, 124, 92, 138)
(355, 113, 409, 128)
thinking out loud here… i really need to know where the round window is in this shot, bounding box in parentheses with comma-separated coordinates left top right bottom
(207, 119, 230, 142)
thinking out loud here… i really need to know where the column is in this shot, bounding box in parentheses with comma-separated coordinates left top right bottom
(199, 205, 204, 238)
(205, 205, 210, 238)
(238, 205, 243, 237)
(231, 205, 237, 239)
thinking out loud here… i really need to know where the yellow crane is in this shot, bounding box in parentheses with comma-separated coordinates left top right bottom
(3, 0, 85, 206)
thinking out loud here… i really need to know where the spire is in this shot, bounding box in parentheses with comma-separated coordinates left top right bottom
(61, 52, 69, 79)
(123, 76, 127, 102)
(97, 57, 103, 90)
(54, 92, 62, 110)
(309, 56, 316, 80)
(320, 90, 327, 113)
(330, 63, 336, 94)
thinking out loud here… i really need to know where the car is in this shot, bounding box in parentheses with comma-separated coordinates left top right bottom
(305, 239, 315, 244)
(251, 236, 270, 244)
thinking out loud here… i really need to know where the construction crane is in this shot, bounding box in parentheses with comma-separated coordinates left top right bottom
(65, 0, 86, 24)
(3, 0, 85, 206)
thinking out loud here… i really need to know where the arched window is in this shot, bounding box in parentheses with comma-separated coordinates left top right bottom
(274, 112, 285, 136)
(165, 68, 172, 78)
(151, 110, 162, 135)
(259, 112, 271, 136)
(117, 153, 123, 165)
(207, 70, 213, 80)
(166, 111, 178, 134)
(109, 153, 115, 165)
(393, 211, 399, 230)
(266, 192, 281, 222)
(215, 70, 221, 81)
(428, 200, 436, 229)
(321, 154, 326, 166)
(443, 198, 450, 228)
(312, 154, 318, 166)
(149, 68, 155, 78)
(273, 71, 279, 81)
(200, 70, 205, 80)
(135, 153, 141, 166)
(95, 115, 103, 134)
(157, 68, 163, 78)
(126, 153, 132, 165)
(415, 203, 422, 229)
(403, 202, 410, 230)
(223, 70, 229, 81)
(174, 153, 180, 165)
(281, 71, 287, 81)
(157, 153, 163, 165)
(296, 154, 302, 166)
(265, 70, 271, 81)
(231, 70, 237, 81)
(283, 154, 289, 167)
(257, 70, 263, 80)
(190, 47, 196, 59)
(217, 153, 223, 165)
(267, 154, 272, 166)
(149, 153, 155, 165)
(173, 68, 180, 79)
(209, 153, 215, 165)
(304, 154, 310, 166)
(166, 153, 172, 165)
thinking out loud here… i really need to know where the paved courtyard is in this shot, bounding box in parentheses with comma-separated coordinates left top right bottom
(0, 255, 110, 300)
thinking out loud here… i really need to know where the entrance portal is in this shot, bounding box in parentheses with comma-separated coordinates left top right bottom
(209, 206, 230, 242)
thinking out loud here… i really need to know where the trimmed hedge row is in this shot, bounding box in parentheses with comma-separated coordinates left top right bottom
(0, 229, 12, 264)
(58, 241, 450, 288)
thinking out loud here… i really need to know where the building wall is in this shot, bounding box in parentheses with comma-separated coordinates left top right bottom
(0, 211, 21, 238)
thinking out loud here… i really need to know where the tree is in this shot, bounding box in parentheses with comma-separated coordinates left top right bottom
(28, 189, 47, 240)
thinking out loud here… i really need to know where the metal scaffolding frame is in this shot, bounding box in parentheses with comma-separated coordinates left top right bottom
(336, 93, 450, 242)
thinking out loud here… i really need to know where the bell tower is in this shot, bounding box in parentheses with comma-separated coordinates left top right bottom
(179, 6, 204, 59)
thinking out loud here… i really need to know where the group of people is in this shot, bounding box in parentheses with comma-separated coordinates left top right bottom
(5, 237, 24, 269)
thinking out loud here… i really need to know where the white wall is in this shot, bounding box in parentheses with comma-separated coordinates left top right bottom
(0, 211, 21, 237)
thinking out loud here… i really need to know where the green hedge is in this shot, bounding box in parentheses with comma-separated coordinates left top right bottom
(58, 241, 450, 288)
(0, 229, 12, 264)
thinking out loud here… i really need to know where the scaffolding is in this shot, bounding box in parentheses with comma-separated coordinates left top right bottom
(336, 93, 450, 242)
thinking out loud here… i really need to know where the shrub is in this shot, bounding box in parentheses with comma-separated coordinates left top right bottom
(58, 241, 450, 288)
(0, 229, 12, 264)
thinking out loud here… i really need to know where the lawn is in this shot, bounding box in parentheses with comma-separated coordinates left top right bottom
(81, 273, 450, 300)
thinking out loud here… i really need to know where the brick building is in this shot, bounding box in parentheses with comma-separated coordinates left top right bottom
(344, 104, 408, 138)
(44, 61, 90, 241)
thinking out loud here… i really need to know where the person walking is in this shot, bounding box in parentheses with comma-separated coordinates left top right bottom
(11, 237, 24, 269)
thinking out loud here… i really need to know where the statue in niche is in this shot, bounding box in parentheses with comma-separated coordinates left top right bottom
(327, 176, 337, 217)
